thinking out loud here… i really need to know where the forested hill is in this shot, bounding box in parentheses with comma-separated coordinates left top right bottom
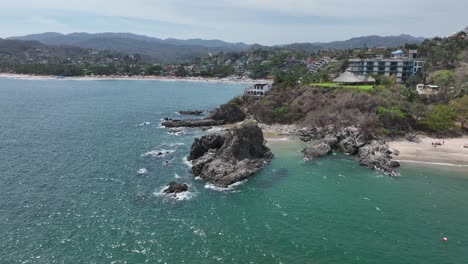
(9, 32, 425, 62)
(9, 33, 252, 63)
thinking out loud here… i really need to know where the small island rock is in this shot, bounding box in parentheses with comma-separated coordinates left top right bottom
(163, 181, 189, 194)
(188, 120, 273, 187)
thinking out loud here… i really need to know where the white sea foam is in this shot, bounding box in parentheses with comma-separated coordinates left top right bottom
(183, 157, 193, 168)
(206, 127, 226, 133)
(153, 186, 194, 201)
(137, 122, 151, 127)
(204, 180, 247, 192)
(137, 168, 148, 175)
(266, 137, 290, 142)
(168, 143, 185, 147)
(142, 149, 175, 158)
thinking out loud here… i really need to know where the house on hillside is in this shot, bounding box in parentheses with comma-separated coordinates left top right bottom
(244, 83, 272, 97)
(333, 71, 376, 85)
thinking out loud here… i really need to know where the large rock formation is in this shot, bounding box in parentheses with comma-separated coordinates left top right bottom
(188, 121, 274, 187)
(358, 141, 400, 177)
(302, 142, 332, 161)
(209, 103, 246, 124)
(300, 126, 400, 176)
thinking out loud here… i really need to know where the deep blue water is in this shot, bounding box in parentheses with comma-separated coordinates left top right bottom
(1, 78, 468, 264)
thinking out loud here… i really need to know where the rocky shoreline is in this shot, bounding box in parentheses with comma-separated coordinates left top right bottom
(160, 108, 403, 194)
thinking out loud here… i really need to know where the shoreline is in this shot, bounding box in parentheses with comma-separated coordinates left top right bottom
(259, 123, 468, 171)
(389, 136, 468, 169)
(0, 73, 271, 85)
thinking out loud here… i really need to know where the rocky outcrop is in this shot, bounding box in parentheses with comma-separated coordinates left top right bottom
(188, 134, 225, 160)
(406, 133, 422, 143)
(336, 126, 368, 155)
(302, 142, 332, 161)
(178, 110, 204, 116)
(162, 119, 224, 128)
(163, 103, 245, 128)
(358, 141, 400, 177)
(300, 126, 400, 176)
(163, 182, 189, 194)
(188, 121, 274, 187)
(209, 103, 245, 124)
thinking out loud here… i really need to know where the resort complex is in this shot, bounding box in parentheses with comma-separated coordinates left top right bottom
(348, 50, 424, 83)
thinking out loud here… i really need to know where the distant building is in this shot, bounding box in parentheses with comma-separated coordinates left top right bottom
(333, 71, 376, 85)
(348, 50, 424, 83)
(244, 83, 272, 97)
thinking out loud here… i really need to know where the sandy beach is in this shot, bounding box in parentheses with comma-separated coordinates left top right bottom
(389, 136, 468, 168)
(0, 73, 270, 85)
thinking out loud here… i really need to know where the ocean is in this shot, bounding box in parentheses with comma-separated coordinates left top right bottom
(1, 78, 467, 263)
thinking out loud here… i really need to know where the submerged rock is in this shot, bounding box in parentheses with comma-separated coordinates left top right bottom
(302, 142, 332, 161)
(188, 120, 273, 187)
(163, 181, 189, 194)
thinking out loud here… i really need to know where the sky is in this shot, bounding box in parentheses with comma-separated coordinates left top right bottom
(0, 0, 466, 45)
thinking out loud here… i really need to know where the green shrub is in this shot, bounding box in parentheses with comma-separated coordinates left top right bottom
(418, 105, 456, 132)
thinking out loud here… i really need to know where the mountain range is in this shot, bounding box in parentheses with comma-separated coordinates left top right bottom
(280, 34, 425, 52)
(8, 32, 426, 62)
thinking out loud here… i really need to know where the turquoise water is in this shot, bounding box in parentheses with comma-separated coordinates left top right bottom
(1, 78, 468, 264)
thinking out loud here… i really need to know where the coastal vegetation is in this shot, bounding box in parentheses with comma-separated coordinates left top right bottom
(237, 31, 468, 137)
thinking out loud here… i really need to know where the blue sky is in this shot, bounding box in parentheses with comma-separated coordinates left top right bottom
(0, 0, 466, 45)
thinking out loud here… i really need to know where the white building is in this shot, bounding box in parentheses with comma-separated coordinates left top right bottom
(348, 50, 424, 83)
(416, 84, 439, 95)
(244, 83, 272, 97)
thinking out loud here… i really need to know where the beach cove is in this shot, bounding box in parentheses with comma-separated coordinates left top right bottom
(1, 78, 468, 263)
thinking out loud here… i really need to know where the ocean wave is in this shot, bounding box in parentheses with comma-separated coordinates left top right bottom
(153, 186, 195, 201)
(206, 127, 226, 133)
(183, 157, 193, 168)
(142, 149, 175, 158)
(160, 142, 185, 147)
(137, 122, 151, 127)
(204, 180, 247, 192)
(137, 168, 148, 175)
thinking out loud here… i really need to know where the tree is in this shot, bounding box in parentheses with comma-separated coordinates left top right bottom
(451, 95, 468, 131)
(428, 70, 456, 87)
(419, 104, 456, 132)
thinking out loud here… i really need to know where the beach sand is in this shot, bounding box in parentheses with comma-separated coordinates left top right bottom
(389, 136, 468, 168)
(0, 73, 270, 85)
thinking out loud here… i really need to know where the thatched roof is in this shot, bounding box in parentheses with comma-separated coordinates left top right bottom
(333, 72, 376, 84)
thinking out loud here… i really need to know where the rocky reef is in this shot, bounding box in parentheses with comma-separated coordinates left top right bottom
(299, 126, 400, 176)
(163, 181, 189, 194)
(178, 110, 204, 116)
(188, 121, 274, 187)
(163, 103, 245, 128)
